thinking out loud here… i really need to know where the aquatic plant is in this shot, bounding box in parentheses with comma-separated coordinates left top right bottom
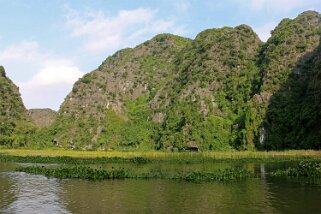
(177, 168, 253, 182)
(15, 166, 131, 180)
(271, 161, 321, 177)
(0, 155, 150, 165)
(15, 166, 254, 182)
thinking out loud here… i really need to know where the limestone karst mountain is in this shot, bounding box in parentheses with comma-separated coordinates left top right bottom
(244, 11, 321, 150)
(28, 109, 57, 128)
(2, 11, 321, 150)
(43, 11, 321, 151)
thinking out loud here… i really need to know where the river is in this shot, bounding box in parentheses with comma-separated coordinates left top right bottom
(0, 162, 320, 213)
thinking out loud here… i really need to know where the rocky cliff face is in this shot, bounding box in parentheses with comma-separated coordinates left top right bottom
(28, 109, 57, 128)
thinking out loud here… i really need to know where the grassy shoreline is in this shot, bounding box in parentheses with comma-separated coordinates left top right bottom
(2, 149, 320, 182)
(0, 149, 320, 164)
(1, 149, 321, 158)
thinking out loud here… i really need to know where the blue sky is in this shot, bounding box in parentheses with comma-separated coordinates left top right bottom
(0, 0, 320, 110)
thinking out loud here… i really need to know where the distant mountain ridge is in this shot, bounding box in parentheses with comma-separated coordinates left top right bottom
(28, 109, 57, 128)
(1, 11, 321, 150)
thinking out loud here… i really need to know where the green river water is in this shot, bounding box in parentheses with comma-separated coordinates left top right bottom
(0, 162, 320, 213)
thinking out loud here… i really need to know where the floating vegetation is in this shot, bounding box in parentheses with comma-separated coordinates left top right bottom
(15, 166, 254, 182)
(176, 168, 253, 182)
(16, 166, 130, 180)
(0, 155, 150, 165)
(271, 161, 321, 178)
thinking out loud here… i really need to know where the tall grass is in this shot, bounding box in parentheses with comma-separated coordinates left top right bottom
(1, 149, 320, 160)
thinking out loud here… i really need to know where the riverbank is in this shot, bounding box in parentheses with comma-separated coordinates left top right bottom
(0, 149, 320, 164)
(1, 149, 321, 183)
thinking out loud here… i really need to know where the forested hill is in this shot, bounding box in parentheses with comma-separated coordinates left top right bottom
(0, 66, 34, 147)
(1, 11, 321, 151)
(252, 11, 321, 150)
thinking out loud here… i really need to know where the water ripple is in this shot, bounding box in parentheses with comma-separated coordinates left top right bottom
(0, 172, 70, 214)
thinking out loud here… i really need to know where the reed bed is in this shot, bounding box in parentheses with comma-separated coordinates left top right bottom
(1, 149, 320, 161)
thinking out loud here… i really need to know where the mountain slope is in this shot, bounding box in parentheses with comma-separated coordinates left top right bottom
(245, 11, 321, 149)
(156, 25, 262, 151)
(28, 109, 57, 128)
(0, 66, 34, 147)
(47, 25, 263, 151)
(48, 34, 192, 149)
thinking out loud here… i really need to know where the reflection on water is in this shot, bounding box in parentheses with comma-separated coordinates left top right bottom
(268, 177, 321, 214)
(0, 162, 320, 214)
(0, 172, 70, 214)
(0, 173, 16, 211)
(61, 178, 277, 213)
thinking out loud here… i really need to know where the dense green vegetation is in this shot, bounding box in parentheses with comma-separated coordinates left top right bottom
(247, 11, 321, 150)
(271, 160, 321, 177)
(2, 150, 320, 182)
(14, 159, 321, 181)
(1, 11, 321, 151)
(157, 25, 261, 151)
(0, 155, 150, 164)
(97, 96, 156, 150)
(0, 66, 35, 148)
(15, 165, 254, 182)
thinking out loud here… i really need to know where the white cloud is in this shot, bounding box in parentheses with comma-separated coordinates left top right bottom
(65, 7, 185, 55)
(254, 22, 278, 42)
(174, 0, 191, 13)
(248, 0, 320, 11)
(0, 41, 47, 82)
(0, 41, 83, 110)
(30, 60, 83, 86)
(0, 41, 48, 63)
(19, 60, 83, 110)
